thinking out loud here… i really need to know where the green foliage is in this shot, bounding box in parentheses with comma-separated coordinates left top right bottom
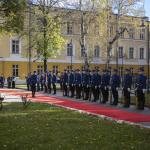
(0, 102, 150, 150)
(35, 15, 65, 59)
(0, 0, 26, 33)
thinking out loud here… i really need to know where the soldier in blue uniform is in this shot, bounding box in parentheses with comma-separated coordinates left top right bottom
(82, 70, 91, 100)
(75, 69, 82, 99)
(68, 70, 75, 97)
(52, 72, 57, 95)
(62, 70, 68, 96)
(40, 73, 44, 91)
(47, 71, 52, 94)
(123, 69, 132, 107)
(110, 69, 121, 105)
(101, 69, 110, 103)
(135, 68, 147, 110)
(91, 70, 101, 102)
(0, 75, 5, 88)
(26, 73, 31, 91)
(30, 71, 37, 97)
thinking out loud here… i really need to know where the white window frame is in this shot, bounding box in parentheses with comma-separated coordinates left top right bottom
(94, 45, 100, 58)
(10, 37, 21, 55)
(129, 47, 134, 59)
(12, 64, 19, 77)
(139, 48, 145, 59)
(67, 22, 73, 35)
(118, 47, 123, 58)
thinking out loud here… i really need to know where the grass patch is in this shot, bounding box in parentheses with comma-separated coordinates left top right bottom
(0, 102, 150, 150)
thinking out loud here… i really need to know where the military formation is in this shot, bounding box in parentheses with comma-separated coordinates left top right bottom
(26, 67, 147, 110)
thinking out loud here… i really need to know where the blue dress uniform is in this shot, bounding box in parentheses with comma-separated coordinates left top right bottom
(30, 71, 37, 97)
(0, 75, 5, 88)
(111, 69, 121, 105)
(68, 71, 75, 97)
(75, 70, 82, 99)
(135, 68, 147, 110)
(101, 70, 110, 103)
(52, 73, 57, 95)
(62, 70, 68, 96)
(82, 71, 91, 100)
(47, 72, 52, 94)
(91, 70, 101, 102)
(123, 69, 132, 107)
(26, 74, 31, 91)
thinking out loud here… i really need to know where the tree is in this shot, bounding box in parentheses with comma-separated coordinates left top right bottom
(0, 0, 27, 33)
(27, 0, 66, 72)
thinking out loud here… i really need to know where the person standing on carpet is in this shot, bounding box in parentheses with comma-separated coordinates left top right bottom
(62, 70, 69, 96)
(123, 69, 132, 108)
(68, 70, 75, 97)
(30, 71, 37, 98)
(52, 72, 57, 95)
(110, 69, 121, 105)
(135, 68, 147, 110)
(101, 69, 110, 103)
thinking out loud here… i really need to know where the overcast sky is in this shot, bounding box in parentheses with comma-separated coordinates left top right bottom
(145, 0, 150, 18)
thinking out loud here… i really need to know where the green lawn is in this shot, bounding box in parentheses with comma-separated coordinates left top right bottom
(0, 103, 150, 150)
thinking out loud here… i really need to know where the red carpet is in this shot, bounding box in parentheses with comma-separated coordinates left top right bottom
(1, 89, 150, 123)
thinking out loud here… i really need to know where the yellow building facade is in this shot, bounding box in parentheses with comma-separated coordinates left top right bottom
(0, 8, 150, 79)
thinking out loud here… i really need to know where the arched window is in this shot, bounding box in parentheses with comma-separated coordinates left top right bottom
(67, 43, 73, 56)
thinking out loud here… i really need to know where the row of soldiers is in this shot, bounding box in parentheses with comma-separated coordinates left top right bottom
(27, 67, 147, 110)
(0, 75, 16, 88)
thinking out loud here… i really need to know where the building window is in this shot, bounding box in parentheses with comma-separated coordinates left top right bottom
(67, 22, 73, 34)
(94, 45, 100, 58)
(140, 29, 145, 40)
(37, 65, 43, 74)
(120, 27, 124, 38)
(129, 48, 134, 59)
(129, 28, 134, 39)
(118, 47, 123, 58)
(12, 40, 20, 54)
(12, 65, 19, 77)
(140, 48, 144, 59)
(53, 66, 58, 73)
(67, 43, 73, 56)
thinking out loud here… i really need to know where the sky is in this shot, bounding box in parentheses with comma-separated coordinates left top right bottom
(145, 0, 150, 18)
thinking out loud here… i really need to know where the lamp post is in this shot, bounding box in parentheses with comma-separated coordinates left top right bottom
(141, 17, 150, 92)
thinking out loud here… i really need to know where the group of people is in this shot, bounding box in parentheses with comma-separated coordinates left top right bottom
(0, 75, 16, 89)
(27, 67, 147, 110)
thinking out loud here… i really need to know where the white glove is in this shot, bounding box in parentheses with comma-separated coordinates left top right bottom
(79, 84, 80, 87)
(127, 88, 131, 92)
(72, 84, 74, 86)
(87, 85, 89, 88)
(105, 86, 107, 90)
(116, 87, 119, 91)
(95, 86, 97, 89)
(109, 86, 111, 90)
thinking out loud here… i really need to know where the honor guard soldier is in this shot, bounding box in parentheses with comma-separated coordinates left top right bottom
(110, 69, 121, 105)
(75, 69, 82, 99)
(101, 69, 110, 103)
(123, 69, 132, 107)
(26, 73, 31, 91)
(91, 70, 101, 102)
(12, 76, 16, 89)
(30, 71, 37, 97)
(0, 75, 5, 88)
(47, 71, 52, 94)
(52, 72, 57, 95)
(68, 70, 75, 97)
(82, 70, 91, 100)
(7, 76, 12, 88)
(40, 74, 44, 91)
(62, 70, 68, 96)
(135, 68, 147, 110)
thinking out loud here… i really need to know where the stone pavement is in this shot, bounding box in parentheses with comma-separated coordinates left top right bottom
(1, 88, 150, 129)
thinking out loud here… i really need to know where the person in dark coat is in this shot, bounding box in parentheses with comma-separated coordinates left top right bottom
(91, 70, 101, 102)
(101, 69, 110, 103)
(68, 70, 75, 97)
(123, 69, 132, 107)
(62, 70, 68, 96)
(30, 71, 37, 97)
(52, 72, 57, 95)
(47, 71, 52, 94)
(110, 69, 121, 105)
(135, 68, 147, 110)
(75, 69, 82, 99)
